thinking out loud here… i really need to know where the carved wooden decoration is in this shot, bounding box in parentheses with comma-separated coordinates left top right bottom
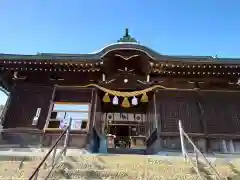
(115, 54, 140, 61)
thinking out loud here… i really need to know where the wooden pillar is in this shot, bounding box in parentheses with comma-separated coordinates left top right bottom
(86, 88, 97, 151)
(41, 86, 56, 147)
(90, 88, 97, 129)
(194, 82, 208, 153)
(153, 92, 159, 153)
(0, 72, 12, 92)
(229, 140, 235, 153)
(0, 93, 11, 127)
(0, 73, 12, 130)
(154, 90, 163, 150)
(153, 92, 158, 130)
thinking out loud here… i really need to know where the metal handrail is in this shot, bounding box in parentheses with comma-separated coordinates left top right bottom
(28, 118, 72, 180)
(179, 120, 223, 180)
(184, 150, 205, 180)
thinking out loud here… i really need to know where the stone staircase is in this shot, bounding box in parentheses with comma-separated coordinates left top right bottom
(0, 153, 239, 179)
(51, 155, 200, 180)
(107, 148, 145, 154)
(0, 156, 48, 179)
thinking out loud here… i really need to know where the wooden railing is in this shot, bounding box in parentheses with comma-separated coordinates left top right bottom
(28, 118, 72, 180)
(179, 120, 223, 180)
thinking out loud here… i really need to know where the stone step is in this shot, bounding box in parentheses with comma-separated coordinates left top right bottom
(16, 161, 47, 178)
(107, 148, 145, 155)
(0, 161, 21, 178)
(58, 159, 194, 174)
(55, 156, 201, 179)
(0, 160, 49, 179)
(50, 168, 202, 180)
(57, 155, 240, 179)
(0, 154, 238, 179)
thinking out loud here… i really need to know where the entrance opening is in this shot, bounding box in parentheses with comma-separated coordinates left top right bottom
(109, 125, 130, 148)
(99, 90, 154, 153)
(109, 125, 129, 137)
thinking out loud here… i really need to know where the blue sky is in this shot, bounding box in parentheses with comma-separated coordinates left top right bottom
(0, 0, 240, 104)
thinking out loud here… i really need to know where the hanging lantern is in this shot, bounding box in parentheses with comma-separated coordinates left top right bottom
(132, 96, 138, 106)
(103, 93, 111, 103)
(112, 96, 119, 105)
(140, 93, 148, 103)
(121, 97, 130, 108)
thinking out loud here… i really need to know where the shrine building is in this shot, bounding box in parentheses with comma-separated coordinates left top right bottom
(0, 29, 240, 154)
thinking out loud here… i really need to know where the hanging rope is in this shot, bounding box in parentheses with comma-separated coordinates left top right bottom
(55, 83, 198, 108)
(63, 83, 189, 97)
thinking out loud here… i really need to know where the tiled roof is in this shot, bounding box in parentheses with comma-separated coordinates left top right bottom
(0, 43, 240, 63)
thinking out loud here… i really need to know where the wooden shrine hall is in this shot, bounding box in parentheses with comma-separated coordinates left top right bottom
(0, 29, 240, 154)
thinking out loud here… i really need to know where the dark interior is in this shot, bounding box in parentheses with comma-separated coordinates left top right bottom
(109, 125, 131, 148)
(109, 125, 129, 136)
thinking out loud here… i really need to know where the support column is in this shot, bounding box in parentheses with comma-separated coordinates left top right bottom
(228, 140, 235, 153)
(99, 137, 108, 153)
(0, 93, 11, 127)
(195, 83, 208, 153)
(154, 90, 163, 151)
(153, 93, 158, 131)
(221, 140, 228, 153)
(42, 86, 56, 147)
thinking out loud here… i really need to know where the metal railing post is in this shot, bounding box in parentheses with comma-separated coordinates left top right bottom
(28, 125, 70, 180)
(63, 117, 72, 156)
(182, 130, 222, 179)
(51, 146, 57, 167)
(179, 120, 186, 161)
(33, 169, 39, 180)
(179, 120, 223, 180)
(194, 148, 199, 173)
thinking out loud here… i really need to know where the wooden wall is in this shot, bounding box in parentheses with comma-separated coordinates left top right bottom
(200, 92, 240, 134)
(4, 80, 240, 139)
(3, 85, 95, 131)
(155, 90, 240, 136)
(54, 88, 93, 102)
(156, 91, 203, 134)
(3, 83, 53, 129)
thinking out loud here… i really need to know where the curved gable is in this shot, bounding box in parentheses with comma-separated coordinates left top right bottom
(95, 43, 161, 60)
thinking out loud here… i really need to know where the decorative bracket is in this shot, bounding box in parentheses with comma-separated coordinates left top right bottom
(117, 67, 135, 75)
(115, 54, 140, 61)
(228, 78, 240, 85)
(13, 72, 27, 80)
(99, 78, 116, 85)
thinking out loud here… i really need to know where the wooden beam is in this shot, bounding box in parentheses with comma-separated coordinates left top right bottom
(159, 132, 205, 137)
(159, 132, 240, 139)
(150, 76, 230, 82)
